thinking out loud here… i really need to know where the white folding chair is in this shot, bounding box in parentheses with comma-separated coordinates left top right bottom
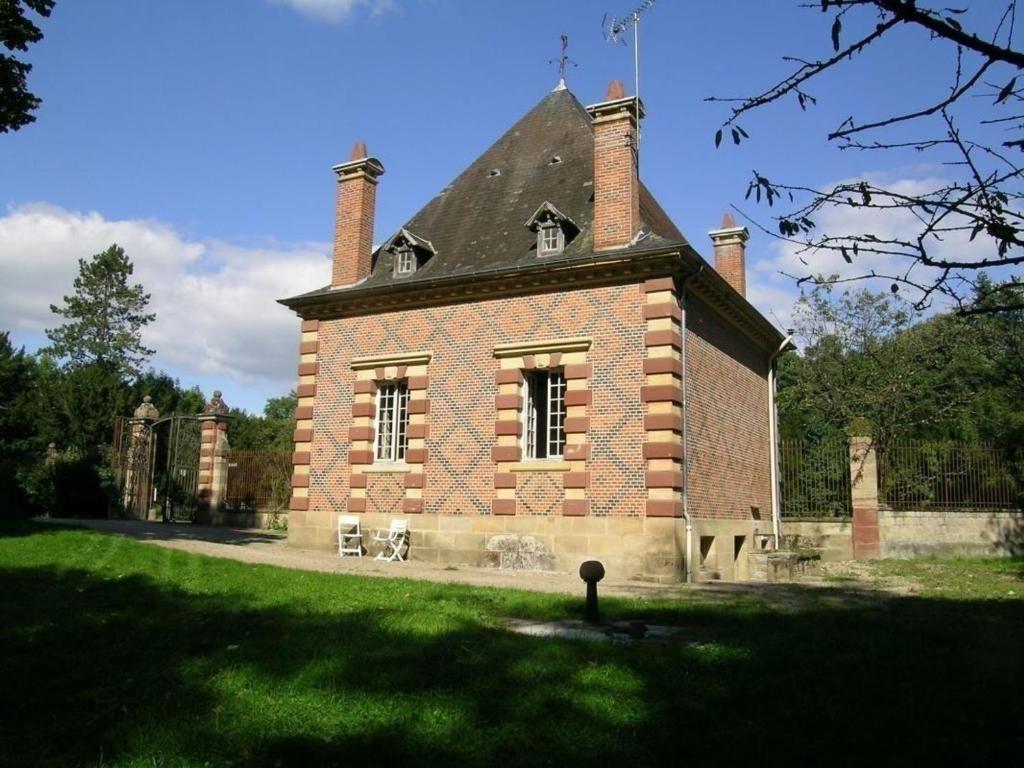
(337, 515, 363, 557)
(373, 519, 409, 562)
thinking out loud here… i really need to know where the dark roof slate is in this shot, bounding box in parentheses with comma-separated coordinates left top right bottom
(294, 87, 688, 299)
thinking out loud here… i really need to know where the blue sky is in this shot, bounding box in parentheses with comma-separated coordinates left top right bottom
(0, 0, 1007, 412)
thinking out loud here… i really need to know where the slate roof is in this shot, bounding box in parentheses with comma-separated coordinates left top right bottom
(285, 87, 688, 302)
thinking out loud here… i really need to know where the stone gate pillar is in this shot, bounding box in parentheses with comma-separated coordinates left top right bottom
(197, 391, 231, 517)
(125, 396, 159, 519)
(849, 420, 880, 559)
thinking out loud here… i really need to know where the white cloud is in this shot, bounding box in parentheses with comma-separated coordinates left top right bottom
(269, 0, 394, 23)
(744, 169, 997, 327)
(0, 202, 329, 400)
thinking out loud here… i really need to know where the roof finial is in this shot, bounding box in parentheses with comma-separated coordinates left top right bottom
(549, 33, 576, 91)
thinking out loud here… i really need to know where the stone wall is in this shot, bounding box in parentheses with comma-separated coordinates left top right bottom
(783, 511, 1022, 560)
(781, 519, 853, 562)
(878, 509, 1022, 558)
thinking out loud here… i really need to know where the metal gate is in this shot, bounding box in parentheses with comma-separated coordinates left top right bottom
(113, 414, 203, 522)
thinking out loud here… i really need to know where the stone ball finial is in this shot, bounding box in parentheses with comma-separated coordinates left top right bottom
(606, 79, 627, 100)
(203, 390, 229, 415)
(350, 141, 368, 161)
(579, 560, 605, 584)
(133, 395, 159, 420)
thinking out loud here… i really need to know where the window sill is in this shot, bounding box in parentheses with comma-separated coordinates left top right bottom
(362, 464, 413, 473)
(509, 461, 571, 472)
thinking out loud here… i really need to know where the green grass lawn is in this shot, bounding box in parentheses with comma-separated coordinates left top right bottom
(1, 521, 1021, 767)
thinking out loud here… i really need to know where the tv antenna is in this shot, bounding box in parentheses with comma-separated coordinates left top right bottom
(603, 1, 656, 154)
(549, 33, 577, 91)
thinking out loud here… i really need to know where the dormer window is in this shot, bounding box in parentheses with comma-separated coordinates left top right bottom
(525, 201, 578, 258)
(382, 228, 436, 278)
(539, 223, 563, 256)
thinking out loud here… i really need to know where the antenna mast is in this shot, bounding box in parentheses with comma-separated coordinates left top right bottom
(603, 1, 656, 159)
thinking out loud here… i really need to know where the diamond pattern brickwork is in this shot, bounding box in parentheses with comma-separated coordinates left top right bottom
(306, 282, 646, 520)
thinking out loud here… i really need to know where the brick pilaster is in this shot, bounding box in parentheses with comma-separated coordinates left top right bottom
(290, 319, 319, 514)
(849, 432, 880, 559)
(196, 390, 232, 517)
(642, 278, 685, 518)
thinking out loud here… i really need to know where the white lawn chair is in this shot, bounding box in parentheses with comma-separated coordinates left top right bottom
(373, 519, 409, 562)
(337, 515, 363, 557)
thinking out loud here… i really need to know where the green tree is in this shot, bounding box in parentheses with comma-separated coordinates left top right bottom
(129, 372, 204, 417)
(0, 332, 38, 516)
(46, 244, 155, 378)
(229, 392, 297, 451)
(779, 285, 970, 445)
(0, 0, 55, 133)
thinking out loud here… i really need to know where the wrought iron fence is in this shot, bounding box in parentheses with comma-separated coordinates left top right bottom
(224, 449, 292, 513)
(779, 439, 852, 518)
(879, 441, 1022, 511)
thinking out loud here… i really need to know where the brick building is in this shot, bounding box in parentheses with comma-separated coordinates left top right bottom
(280, 80, 788, 582)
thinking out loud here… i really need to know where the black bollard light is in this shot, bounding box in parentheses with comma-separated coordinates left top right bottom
(579, 560, 605, 624)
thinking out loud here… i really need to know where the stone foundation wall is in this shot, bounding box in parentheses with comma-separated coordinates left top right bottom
(782, 519, 854, 562)
(878, 510, 1022, 558)
(291, 511, 687, 581)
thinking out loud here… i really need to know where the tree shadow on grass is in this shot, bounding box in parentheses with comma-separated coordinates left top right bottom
(0, 560, 1022, 767)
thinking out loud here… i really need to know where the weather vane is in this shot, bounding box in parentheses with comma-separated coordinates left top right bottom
(549, 33, 576, 90)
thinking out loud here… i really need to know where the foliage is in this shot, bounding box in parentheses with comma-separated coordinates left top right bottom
(0, 332, 37, 517)
(709, 1, 1024, 313)
(0, 0, 54, 133)
(19, 448, 114, 518)
(229, 391, 297, 451)
(0, 526, 1021, 766)
(779, 284, 975, 445)
(46, 243, 155, 379)
(128, 371, 204, 418)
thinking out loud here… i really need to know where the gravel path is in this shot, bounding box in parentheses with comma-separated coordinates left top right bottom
(37, 518, 886, 608)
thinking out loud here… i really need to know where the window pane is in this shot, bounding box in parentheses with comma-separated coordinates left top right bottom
(524, 373, 538, 460)
(374, 381, 409, 462)
(395, 383, 409, 460)
(547, 370, 566, 458)
(376, 383, 395, 461)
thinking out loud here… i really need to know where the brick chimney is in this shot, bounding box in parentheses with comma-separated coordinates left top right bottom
(708, 212, 749, 297)
(331, 141, 385, 287)
(586, 80, 645, 251)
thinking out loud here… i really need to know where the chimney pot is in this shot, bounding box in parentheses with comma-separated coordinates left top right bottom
(586, 82, 645, 251)
(331, 147, 385, 287)
(606, 79, 627, 100)
(708, 213, 749, 298)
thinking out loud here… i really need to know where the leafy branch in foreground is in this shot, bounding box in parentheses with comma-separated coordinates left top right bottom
(707, 0, 1024, 314)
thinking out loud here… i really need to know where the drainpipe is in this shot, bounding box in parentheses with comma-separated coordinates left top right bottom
(679, 266, 703, 582)
(767, 335, 793, 549)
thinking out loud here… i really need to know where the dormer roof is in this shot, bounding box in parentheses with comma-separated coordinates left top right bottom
(382, 228, 436, 255)
(524, 201, 578, 232)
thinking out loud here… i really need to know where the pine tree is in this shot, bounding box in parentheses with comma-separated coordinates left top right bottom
(46, 244, 155, 378)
